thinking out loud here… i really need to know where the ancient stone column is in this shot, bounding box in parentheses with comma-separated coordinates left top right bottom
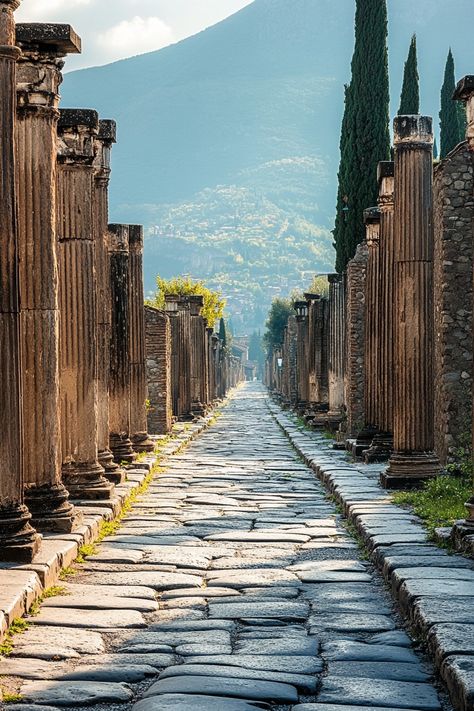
(128, 225, 154, 452)
(453, 76, 474, 528)
(206, 326, 215, 404)
(57, 109, 113, 499)
(0, 0, 40, 561)
(354, 208, 381, 456)
(294, 301, 309, 412)
(326, 274, 345, 429)
(145, 305, 172, 434)
(189, 295, 206, 415)
(305, 294, 320, 409)
(165, 295, 193, 419)
(93, 120, 124, 483)
(108, 224, 135, 463)
(306, 293, 329, 426)
(15, 25, 80, 530)
(381, 116, 442, 488)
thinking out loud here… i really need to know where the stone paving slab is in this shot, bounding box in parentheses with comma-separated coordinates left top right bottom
(143, 675, 299, 703)
(318, 677, 442, 710)
(132, 696, 270, 711)
(20, 680, 134, 705)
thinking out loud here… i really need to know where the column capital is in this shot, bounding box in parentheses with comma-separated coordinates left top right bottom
(454, 75, 474, 149)
(364, 207, 381, 248)
(128, 224, 144, 252)
(378, 161, 394, 211)
(327, 273, 342, 285)
(0, 0, 20, 49)
(108, 223, 129, 252)
(303, 292, 321, 302)
(58, 108, 99, 163)
(393, 115, 433, 149)
(93, 119, 116, 178)
(189, 294, 204, 316)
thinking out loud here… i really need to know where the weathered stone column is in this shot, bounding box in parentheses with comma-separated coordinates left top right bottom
(15, 25, 80, 529)
(354, 208, 381, 456)
(344, 241, 368, 441)
(305, 294, 320, 409)
(366, 162, 395, 461)
(108, 224, 135, 463)
(145, 305, 172, 434)
(93, 121, 124, 483)
(0, 0, 40, 561)
(294, 301, 309, 412)
(306, 293, 329, 426)
(57, 109, 113, 499)
(165, 295, 193, 419)
(381, 116, 442, 488)
(189, 295, 206, 415)
(326, 274, 345, 429)
(128, 225, 154, 452)
(206, 326, 215, 404)
(453, 76, 474, 528)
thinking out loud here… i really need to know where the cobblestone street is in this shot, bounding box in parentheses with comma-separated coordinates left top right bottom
(0, 383, 450, 711)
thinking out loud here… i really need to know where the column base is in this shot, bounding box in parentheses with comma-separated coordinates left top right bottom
(353, 424, 380, 457)
(380, 451, 442, 489)
(364, 432, 393, 463)
(24, 482, 79, 533)
(110, 433, 136, 464)
(325, 410, 344, 432)
(131, 432, 155, 453)
(0, 503, 41, 563)
(63, 461, 115, 500)
(98, 448, 126, 484)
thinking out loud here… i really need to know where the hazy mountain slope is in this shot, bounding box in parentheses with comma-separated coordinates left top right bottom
(61, 0, 474, 331)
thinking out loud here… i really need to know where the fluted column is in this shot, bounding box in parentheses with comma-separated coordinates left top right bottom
(189, 295, 206, 415)
(305, 294, 320, 408)
(16, 25, 80, 530)
(366, 162, 395, 461)
(294, 301, 309, 411)
(57, 109, 113, 499)
(129, 225, 154, 452)
(453, 76, 474, 527)
(381, 116, 442, 488)
(0, 0, 40, 561)
(327, 274, 345, 428)
(108, 224, 135, 463)
(206, 326, 215, 404)
(354, 208, 381, 456)
(93, 121, 124, 483)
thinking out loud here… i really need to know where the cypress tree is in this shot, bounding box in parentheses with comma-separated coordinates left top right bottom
(398, 35, 419, 115)
(333, 0, 391, 273)
(218, 318, 227, 348)
(440, 49, 461, 158)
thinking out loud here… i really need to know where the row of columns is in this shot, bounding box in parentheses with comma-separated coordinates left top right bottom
(267, 95, 474, 523)
(0, 9, 152, 561)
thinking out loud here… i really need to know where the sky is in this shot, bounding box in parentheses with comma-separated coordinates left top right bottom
(16, 0, 254, 70)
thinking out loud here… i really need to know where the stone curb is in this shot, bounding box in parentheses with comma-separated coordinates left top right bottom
(268, 401, 474, 711)
(0, 412, 216, 645)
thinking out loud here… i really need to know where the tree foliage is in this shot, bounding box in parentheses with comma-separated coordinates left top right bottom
(333, 0, 391, 273)
(440, 49, 465, 159)
(398, 35, 419, 115)
(149, 275, 226, 327)
(263, 298, 294, 351)
(308, 275, 329, 297)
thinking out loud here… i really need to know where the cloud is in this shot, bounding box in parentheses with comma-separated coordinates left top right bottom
(17, 0, 93, 20)
(98, 15, 175, 63)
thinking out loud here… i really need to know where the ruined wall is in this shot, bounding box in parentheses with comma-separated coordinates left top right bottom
(344, 242, 368, 437)
(145, 306, 172, 434)
(434, 142, 474, 463)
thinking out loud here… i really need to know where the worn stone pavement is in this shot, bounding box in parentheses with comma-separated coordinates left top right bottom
(1, 384, 450, 711)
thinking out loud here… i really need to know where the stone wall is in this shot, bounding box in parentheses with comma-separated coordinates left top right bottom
(145, 306, 172, 434)
(434, 142, 474, 463)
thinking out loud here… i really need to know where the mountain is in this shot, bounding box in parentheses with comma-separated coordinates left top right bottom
(61, 0, 474, 333)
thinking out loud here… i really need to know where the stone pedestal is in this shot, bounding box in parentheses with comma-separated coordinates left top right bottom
(128, 225, 154, 452)
(57, 109, 114, 499)
(381, 116, 442, 489)
(108, 224, 135, 463)
(0, 0, 40, 561)
(16, 24, 80, 530)
(93, 121, 124, 483)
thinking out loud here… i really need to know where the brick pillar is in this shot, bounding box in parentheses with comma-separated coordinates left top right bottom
(344, 241, 368, 440)
(327, 274, 345, 429)
(93, 121, 124, 483)
(453, 76, 474, 528)
(128, 225, 154, 452)
(57, 109, 113, 499)
(189, 295, 206, 415)
(0, 0, 40, 562)
(381, 116, 442, 488)
(354, 208, 381, 456)
(108, 224, 135, 463)
(145, 305, 172, 434)
(16, 25, 79, 530)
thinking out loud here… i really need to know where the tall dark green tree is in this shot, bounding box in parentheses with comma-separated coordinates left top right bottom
(440, 49, 462, 158)
(218, 318, 227, 348)
(398, 35, 419, 115)
(333, 0, 391, 273)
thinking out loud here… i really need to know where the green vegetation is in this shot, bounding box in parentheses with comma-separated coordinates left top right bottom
(333, 0, 391, 273)
(148, 275, 226, 328)
(440, 49, 466, 158)
(307, 274, 329, 297)
(398, 35, 419, 115)
(0, 618, 29, 656)
(263, 298, 294, 351)
(1, 690, 23, 703)
(393, 472, 471, 539)
(76, 543, 98, 564)
(59, 566, 77, 580)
